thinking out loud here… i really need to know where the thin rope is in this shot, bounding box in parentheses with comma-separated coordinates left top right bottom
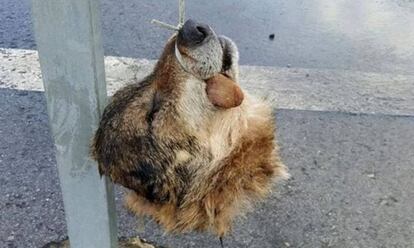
(152, 0, 189, 74)
(178, 0, 185, 27)
(150, 19, 180, 31)
(151, 0, 185, 31)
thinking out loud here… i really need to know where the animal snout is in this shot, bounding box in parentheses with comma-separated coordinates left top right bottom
(178, 19, 213, 47)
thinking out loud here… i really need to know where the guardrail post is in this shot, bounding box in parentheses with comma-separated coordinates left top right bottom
(31, 0, 118, 247)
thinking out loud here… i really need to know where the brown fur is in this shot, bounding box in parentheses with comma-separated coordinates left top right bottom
(91, 32, 288, 237)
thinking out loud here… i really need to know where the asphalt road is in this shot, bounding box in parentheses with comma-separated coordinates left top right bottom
(1, 0, 414, 75)
(1, 89, 413, 248)
(1, 1, 414, 247)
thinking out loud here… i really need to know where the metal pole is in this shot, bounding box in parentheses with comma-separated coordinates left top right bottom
(31, 0, 118, 247)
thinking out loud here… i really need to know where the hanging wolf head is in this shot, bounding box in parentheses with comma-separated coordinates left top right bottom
(91, 19, 288, 237)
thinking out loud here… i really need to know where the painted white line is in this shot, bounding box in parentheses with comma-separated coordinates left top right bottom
(1, 48, 413, 116)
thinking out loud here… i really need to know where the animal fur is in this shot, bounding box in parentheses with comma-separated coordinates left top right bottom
(91, 22, 288, 237)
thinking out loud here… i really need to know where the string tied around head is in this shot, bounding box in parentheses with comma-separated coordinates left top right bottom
(151, 0, 185, 31)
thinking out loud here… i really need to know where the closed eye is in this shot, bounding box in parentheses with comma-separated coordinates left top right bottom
(220, 39, 233, 72)
(146, 92, 162, 125)
(222, 49, 232, 72)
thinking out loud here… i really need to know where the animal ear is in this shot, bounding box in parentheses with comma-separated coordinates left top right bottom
(206, 74, 244, 109)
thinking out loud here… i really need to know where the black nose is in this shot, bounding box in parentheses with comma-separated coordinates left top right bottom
(178, 19, 213, 47)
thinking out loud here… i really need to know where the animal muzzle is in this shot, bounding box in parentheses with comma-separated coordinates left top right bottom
(178, 19, 213, 47)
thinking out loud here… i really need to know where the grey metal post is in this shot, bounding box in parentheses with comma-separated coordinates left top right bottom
(31, 0, 118, 247)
